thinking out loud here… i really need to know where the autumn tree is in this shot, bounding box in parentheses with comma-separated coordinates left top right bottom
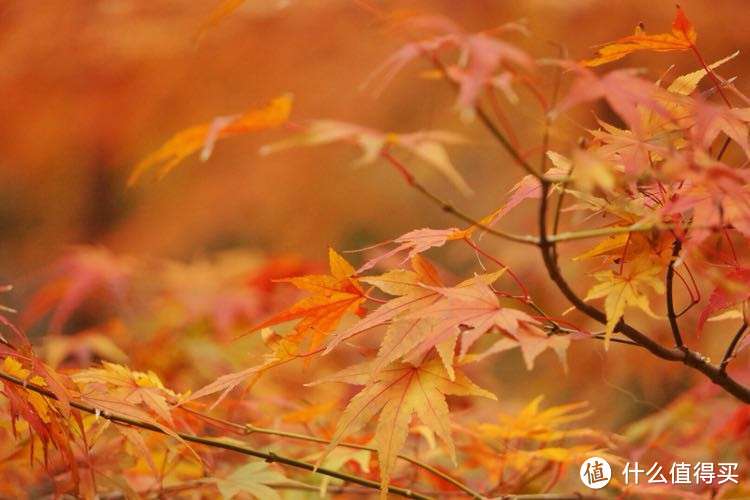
(1, 3, 750, 499)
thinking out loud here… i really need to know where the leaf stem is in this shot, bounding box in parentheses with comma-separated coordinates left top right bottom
(463, 236, 529, 298)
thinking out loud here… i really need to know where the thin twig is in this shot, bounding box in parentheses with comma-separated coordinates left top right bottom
(720, 324, 748, 373)
(381, 148, 539, 245)
(410, 182, 539, 245)
(423, 52, 543, 180)
(474, 104, 543, 179)
(665, 238, 685, 349)
(181, 406, 486, 499)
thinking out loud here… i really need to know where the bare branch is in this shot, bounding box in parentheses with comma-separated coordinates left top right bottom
(665, 238, 685, 349)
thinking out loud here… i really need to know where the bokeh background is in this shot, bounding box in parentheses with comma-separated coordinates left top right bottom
(1, 0, 749, 453)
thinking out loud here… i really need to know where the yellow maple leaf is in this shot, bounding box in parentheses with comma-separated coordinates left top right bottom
(584, 255, 665, 348)
(129, 94, 292, 186)
(2, 357, 51, 423)
(72, 362, 182, 425)
(478, 395, 610, 443)
(581, 6, 696, 67)
(312, 359, 495, 497)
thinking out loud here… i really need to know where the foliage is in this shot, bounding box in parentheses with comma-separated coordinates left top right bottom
(2, 3, 750, 499)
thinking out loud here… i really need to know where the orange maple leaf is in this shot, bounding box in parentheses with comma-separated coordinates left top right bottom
(128, 94, 292, 186)
(581, 6, 696, 67)
(194, 0, 245, 42)
(478, 395, 611, 444)
(241, 248, 366, 352)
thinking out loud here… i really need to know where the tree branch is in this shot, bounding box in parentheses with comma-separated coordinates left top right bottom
(0, 370, 433, 500)
(181, 406, 485, 499)
(380, 150, 539, 245)
(536, 182, 750, 404)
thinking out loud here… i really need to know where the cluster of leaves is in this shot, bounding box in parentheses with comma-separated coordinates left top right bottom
(2, 4, 750, 499)
(0, 247, 614, 498)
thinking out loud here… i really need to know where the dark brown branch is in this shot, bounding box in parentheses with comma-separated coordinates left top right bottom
(665, 238, 685, 349)
(721, 324, 748, 373)
(474, 105, 542, 179)
(412, 25, 750, 404)
(423, 51, 542, 180)
(536, 182, 750, 404)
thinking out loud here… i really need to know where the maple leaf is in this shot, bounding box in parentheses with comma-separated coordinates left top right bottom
(632, 52, 740, 149)
(445, 33, 534, 110)
(242, 248, 366, 352)
(690, 102, 750, 159)
(554, 67, 673, 132)
(204, 461, 302, 500)
(0, 356, 84, 487)
(365, 27, 532, 110)
(663, 160, 750, 245)
(325, 255, 446, 375)
(20, 246, 135, 333)
(311, 359, 495, 497)
(184, 356, 284, 408)
(454, 159, 570, 239)
(574, 230, 671, 264)
(128, 94, 292, 186)
(697, 267, 750, 335)
(589, 120, 672, 176)
(155, 251, 267, 336)
(584, 255, 666, 347)
(72, 362, 182, 427)
(194, 0, 246, 42)
(406, 277, 569, 374)
(581, 6, 697, 67)
(666, 51, 738, 97)
(326, 259, 514, 379)
(477, 395, 612, 444)
(261, 120, 472, 195)
(356, 227, 460, 273)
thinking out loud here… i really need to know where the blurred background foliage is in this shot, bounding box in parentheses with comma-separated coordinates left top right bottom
(1, 0, 749, 468)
